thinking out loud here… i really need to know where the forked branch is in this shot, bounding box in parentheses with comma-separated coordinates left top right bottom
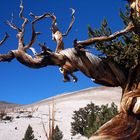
(25, 12, 54, 50)
(76, 22, 134, 47)
(6, 0, 28, 50)
(29, 9, 75, 53)
(6, 1, 26, 33)
(29, 12, 51, 22)
(6, 20, 21, 32)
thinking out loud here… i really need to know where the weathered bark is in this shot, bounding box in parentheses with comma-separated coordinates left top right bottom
(89, 66, 140, 140)
(89, 88, 140, 140)
(0, 48, 66, 68)
(60, 48, 126, 87)
(89, 112, 140, 140)
(0, 0, 66, 69)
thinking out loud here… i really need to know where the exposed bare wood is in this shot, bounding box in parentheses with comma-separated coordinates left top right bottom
(29, 12, 51, 22)
(50, 9, 75, 53)
(19, 0, 28, 33)
(59, 48, 126, 87)
(90, 112, 140, 140)
(29, 9, 75, 54)
(41, 117, 49, 140)
(26, 12, 54, 51)
(29, 47, 37, 56)
(23, 17, 41, 50)
(0, 51, 15, 62)
(62, 8, 75, 37)
(128, 0, 140, 16)
(76, 22, 134, 47)
(47, 13, 63, 53)
(2, 1, 66, 68)
(6, 20, 21, 32)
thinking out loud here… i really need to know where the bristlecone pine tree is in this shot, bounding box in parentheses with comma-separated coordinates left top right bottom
(22, 125, 34, 140)
(1, 0, 140, 139)
(88, 3, 140, 140)
(71, 102, 118, 138)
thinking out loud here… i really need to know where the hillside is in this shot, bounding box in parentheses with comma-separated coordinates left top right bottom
(0, 86, 122, 140)
(0, 101, 21, 111)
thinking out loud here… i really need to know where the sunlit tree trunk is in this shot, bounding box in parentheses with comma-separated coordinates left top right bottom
(90, 66, 140, 140)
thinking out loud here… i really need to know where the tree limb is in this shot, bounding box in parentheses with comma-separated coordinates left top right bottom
(62, 8, 75, 37)
(19, 0, 28, 33)
(23, 19, 41, 50)
(24, 12, 52, 51)
(0, 51, 15, 62)
(0, 33, 9, 46)
(6, 20, 21, 32)
(29, 12, 51, 22)
(76, 22, 134, 47)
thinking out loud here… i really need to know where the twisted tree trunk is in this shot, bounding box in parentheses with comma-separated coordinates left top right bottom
(89, 66, 140, 140)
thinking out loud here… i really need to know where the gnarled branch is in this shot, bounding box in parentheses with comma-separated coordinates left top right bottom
(1, 1, 65, 68)
(0, 51, 15, 62)
(6, 20, 21, 32)
(50, 9, 75, 53)
(76, 22, 134, 47)
(59, 48, 126, 87)
(19, 0, 28, 34)
(62, 8, 75, 37)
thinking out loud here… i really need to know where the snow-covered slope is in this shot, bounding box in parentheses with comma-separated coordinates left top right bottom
(0, 86, 122, 140)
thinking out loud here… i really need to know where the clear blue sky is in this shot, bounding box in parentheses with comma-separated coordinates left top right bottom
(0, 0, 127, 104)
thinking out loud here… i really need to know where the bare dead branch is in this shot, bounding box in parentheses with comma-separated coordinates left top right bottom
(0, 51, 15, 62)
(50, 9, 75, 53)
(47, 13, 63, 53)
(49, 14, 58, 34)
(76, 22, 134, 47)
(38, 43, 52, 53)
(19, 0, 28, 33)
(23, 20, 41, 50)
(29, 47, 37, 56)
(62, 8, 75, 37)
(41, 117, 49, 140)
(23, 12, 52, 51)
(49, 105, 52, 139)
(29, 12, 51, 23)
(29, 12, 64, 53)
(6, 20, 21, 32)
(0, 33, 9, 45)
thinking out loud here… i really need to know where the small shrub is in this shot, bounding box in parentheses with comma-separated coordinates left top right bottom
(3, 116, 13, 121)
(19, 111, 25, 114)
(27, 115, 32, 118)
(0, 111, 7, 120)
(16, 116, 20, 119)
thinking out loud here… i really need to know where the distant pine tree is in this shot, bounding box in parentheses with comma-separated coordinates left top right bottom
(52, 125, 63, 140)
(22, 125, 34, 140)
